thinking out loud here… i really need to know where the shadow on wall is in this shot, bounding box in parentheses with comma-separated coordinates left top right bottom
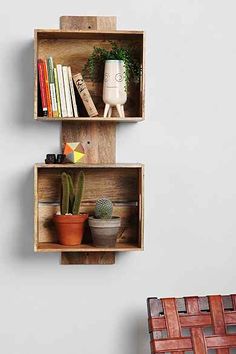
(11, 40, 57, 264)
(14, 40, 35, 128)
(120, 309, 150, 354)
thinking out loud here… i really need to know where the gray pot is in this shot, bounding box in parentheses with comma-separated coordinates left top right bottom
(89, 216, 121, 248)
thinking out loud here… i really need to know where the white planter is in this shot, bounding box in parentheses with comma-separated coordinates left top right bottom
(103, 60, 127, 118)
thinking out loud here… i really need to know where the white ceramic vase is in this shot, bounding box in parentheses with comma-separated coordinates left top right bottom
(103, 60, 127, 118)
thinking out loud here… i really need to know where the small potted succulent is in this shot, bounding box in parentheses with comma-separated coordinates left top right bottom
(89, 198, 121, 247)
(83, 42, 141, 117)
(53, 171, 88, 246)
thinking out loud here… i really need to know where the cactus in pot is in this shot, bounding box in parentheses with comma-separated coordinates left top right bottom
(89, 198, 121, 248)
(53, 171, 88, 246)
(94, 198, 113, 219)
(61, 171, 84, 215)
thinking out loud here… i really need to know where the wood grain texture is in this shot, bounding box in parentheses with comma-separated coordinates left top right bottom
(34, 165, 38, 251)
(34, 164, 144, 257)
(35, 30, 144, 118)
(147, 295, 236, 354)
(36, 116, 144, 122)
(37, 243, 140, 253)
(33, 15, 145, 265)
(60, 16, 117, 31)
(54, 15, 117, 266)
(61, 252, 115, 264)
(37, 166, 140, 202)
(37, 203, 139, 245)
(61, 121, 116, 163)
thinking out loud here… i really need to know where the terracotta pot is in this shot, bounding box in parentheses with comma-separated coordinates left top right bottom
(53, 214, 88, 246)
(89, 216, 121, 248)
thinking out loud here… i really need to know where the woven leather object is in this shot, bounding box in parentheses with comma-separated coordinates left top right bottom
(147, 295, 236, 353)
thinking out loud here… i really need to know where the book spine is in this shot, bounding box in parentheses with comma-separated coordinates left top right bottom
(47, 57, 58, 118)
(73, 73, 98, 117)
(43, 60, 52, 117)
(37, 59, 48, 116)
(56, 65, 68, 117)
(62, 66, 73, 117)
(54, 68, 62, 117)
(68, 66, 79, 117)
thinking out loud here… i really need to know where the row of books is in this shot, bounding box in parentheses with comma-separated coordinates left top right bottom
(37, 57, 98, 118)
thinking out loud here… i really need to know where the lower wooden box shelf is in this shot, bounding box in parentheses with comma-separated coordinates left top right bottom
(34, 163, 144, 263)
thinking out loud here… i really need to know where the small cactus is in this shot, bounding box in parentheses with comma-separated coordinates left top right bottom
(95, 198, 113, 219)
(60, 171, 85, 215)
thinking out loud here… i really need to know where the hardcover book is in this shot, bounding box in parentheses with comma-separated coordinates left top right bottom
(43, 60, 52, 117)
(68, 66, 79, 117)
(73, 73, 98, 117)
(37, 59, 48, 116)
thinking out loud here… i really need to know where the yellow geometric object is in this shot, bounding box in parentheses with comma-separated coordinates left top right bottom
(64, 142, 85, 163)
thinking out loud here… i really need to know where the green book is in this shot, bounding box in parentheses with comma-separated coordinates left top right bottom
(54, 67, 62, 117)
(47, 57, 58, 117)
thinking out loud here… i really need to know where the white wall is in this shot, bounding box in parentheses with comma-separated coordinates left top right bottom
(0, 1, 236, 353)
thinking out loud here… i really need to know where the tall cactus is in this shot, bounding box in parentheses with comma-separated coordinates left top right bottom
(60, 171, 85, 215)
(61, 172, 69, 215)
(72, 171, 85, 215)
(67, 174, 74, 211)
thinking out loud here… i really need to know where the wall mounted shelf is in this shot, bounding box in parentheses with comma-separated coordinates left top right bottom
(36, 117, 144, 122)
(34, 163, 144, 263)
(33, 16, 145, 265)
(34, 29, 145, 121)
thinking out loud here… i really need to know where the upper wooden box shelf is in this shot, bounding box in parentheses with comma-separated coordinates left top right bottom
(34, 163, 144, 253)
(34, 29, 145, 122)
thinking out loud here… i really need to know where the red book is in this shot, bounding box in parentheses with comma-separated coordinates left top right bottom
(37, 59, 48, 116)
(42, 59, 52, 117)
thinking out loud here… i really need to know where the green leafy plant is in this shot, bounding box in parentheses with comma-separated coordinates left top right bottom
(83, 42, 141, 88)
(94, 198, 113, 219)
(60, 171, 84, 215)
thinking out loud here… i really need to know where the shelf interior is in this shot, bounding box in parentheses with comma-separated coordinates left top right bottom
(35, 30, 144, 120)
(35, 164, 144, 252)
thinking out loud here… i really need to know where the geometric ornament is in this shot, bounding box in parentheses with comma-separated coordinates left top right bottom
(63, 142, 85, 163)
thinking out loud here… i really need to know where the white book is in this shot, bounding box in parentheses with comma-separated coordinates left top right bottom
(68, 66, 79, 117)
(49, 83, 57, 114)
(62, 66, 73, 118)
(56, 64, 67, 117)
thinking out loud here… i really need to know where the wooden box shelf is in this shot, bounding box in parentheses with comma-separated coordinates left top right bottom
(34, 163, 144, 256)
(34, 29, 145, 121)
(33, 16, 145, 265)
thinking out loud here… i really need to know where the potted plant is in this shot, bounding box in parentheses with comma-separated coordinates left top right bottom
(88, 198, 121, 248)
(53, 171, 88, 246)
(83, 42, 141, 118)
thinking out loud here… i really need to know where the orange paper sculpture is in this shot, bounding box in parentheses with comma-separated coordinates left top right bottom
(64, 142, 85, 163)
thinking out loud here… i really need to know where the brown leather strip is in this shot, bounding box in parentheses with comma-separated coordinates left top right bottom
(151, 337, 192, 352)
(152, 334, 236, 352)
(209, 295, 229, 354)
(162, 298, 184, 354)
(162, 298, 182, 337)
(232, 294, 236, 310)
(185, 297, 207, 354)
(206, 334, 236, 348)
(191, 328, 207, 354)
(149, 311, 236, 330)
